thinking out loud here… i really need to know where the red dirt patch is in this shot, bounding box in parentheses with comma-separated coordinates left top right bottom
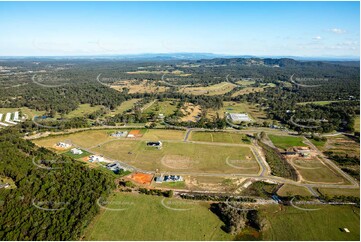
(128, 172, 154, 185)
(127, 129, 143, 138)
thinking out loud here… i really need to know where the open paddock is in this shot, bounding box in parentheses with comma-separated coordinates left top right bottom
(89, 140, 260, 174)
(292, 158, 346, 183)
(141, 129, 185, 141)
(268, 135, 305, 150)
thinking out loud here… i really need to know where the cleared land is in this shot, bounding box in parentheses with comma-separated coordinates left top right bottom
(178, 82, 236, 96)
(297, 100, 347, 106)
(90, 140, 259, 174)
(268, 135, 305, 150)
(111, 80, 168, 94)
(261, 205, 360, 241)
(179, 102, 201, 122)
(292, 158, 345, 183)
(231, 86, 266, 97)
(190, 131, 250, 144)
(141, 129, 185, 141)
(32, 130, 117, 151)
(62, 104, 103, 119)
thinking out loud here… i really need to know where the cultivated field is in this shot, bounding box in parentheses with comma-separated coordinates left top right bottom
(90, 140, 260, 174)
(190, 131, 250, 144)
(268, 135, 305, 150)
(261, 205, 360, 241)
(83, 192, 232, 241)
(291, 157, 346, 183)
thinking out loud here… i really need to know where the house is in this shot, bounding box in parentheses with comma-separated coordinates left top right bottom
(111, 131, 128, 137)
(147, 141, 162, 148)
(70, 148, 83, 155)
(158, 113, 165, 119)
(88, 155, 104, 162)
(227, 113, 251, 123)
(163, 175, 183, 182)
(56, 142, 71, 148)
(106, 162, 125, 173)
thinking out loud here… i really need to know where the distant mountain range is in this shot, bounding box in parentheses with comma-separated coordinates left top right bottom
(0, 52, 359, 62)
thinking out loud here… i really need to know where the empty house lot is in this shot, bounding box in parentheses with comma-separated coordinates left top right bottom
(290, 157, 346, 184)
(189, 131, 250, 144)
(90, 140, 260, 174)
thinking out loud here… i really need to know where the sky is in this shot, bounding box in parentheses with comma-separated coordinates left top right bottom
(0, 1, 359, 57)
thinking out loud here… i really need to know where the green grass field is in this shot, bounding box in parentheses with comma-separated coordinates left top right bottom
(90, 140, 259, 174)
(268, 135, 305, 150)
(276, 184, 312, 197)
(261, 205, 360, 241)
(190, 131, 250, 144)
(143, 100, 178, 116)
(83, 192, 232, 241)
(317, 188, 360, 197)
(61, 104, 103, 118)
(106, 98, 141, 116)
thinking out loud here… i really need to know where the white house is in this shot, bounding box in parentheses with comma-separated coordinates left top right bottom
(88, 155, 104, 162)
(70, 148, 83, 155)
(56, 142, 71, 148)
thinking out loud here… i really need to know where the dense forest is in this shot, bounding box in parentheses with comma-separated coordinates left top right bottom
(0, 128, 114, 240)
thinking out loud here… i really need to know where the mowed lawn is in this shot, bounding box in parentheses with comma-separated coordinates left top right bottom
(190, 131, 250, 144)
(268, 135, 305, 150)
(262, 205, 360, 241)
(292, 158, 345, 183)
(90, 140, 259, 174)
(83, 193, 232, 241)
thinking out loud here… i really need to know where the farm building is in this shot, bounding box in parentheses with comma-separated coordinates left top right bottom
(4, 113, 17, 125)
(88, 155, 104, 162)
(70, 148, 83, 155)
(56, 142, 71, 148)
(227, 113, 251, 123)
(0, 113, 9, 126)
(147, 141, 162, 148)
(111, 131, 128, 137)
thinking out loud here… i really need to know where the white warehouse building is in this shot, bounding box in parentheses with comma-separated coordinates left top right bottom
(227, 113, 251, 123)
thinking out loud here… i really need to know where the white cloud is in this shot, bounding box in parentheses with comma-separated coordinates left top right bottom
(313, 36, 322, 40)
(330, 28, 346, 34)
